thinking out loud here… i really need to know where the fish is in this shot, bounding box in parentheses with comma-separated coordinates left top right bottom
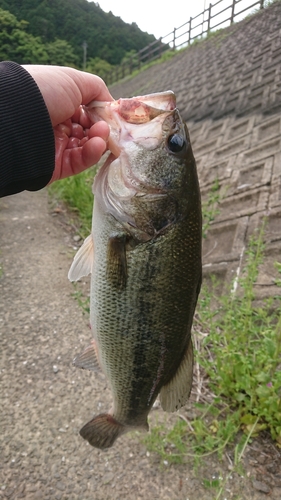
(68, 91, 202, 450)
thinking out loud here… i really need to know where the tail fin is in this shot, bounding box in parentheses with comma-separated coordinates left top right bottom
(79, 413, 127, 450)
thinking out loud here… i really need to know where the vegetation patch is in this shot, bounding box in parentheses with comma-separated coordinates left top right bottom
(49, 167, 96, 237)
(143, 218, 281, 470)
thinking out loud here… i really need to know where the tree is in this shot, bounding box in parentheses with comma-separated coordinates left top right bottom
(0, 8, 48, 64)
(0, 8, 78, 66)
(45, 39, 78, 66)
(0, 0, 156, 67)
(86, 57, 113, 81)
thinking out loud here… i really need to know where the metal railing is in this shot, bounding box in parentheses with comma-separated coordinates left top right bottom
(105, 0, 265, 85)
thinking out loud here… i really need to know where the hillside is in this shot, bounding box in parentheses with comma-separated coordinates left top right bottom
(0, 0, 155, 67)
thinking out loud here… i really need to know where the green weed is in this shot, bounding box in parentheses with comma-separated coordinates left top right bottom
(72, 285, 90, 315)
(143, 218, 281, 473)
(198, 219, 281, 444)
(202, 179, 221, 238)
(49, 167, 96, 237)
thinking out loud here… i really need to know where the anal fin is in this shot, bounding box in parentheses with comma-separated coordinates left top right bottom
(160, 339, 194, 412)
(73, 340, 101, 372)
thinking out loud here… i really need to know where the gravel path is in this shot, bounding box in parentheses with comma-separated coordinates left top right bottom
(1, 190, 280, 500)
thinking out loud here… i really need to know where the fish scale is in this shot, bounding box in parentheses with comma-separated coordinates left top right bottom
(69, 91, 202, 449)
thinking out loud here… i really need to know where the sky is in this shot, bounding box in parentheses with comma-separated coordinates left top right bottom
(96, 0, 207, 39)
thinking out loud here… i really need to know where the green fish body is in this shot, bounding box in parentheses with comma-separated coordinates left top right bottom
(69, 91, 202, 449)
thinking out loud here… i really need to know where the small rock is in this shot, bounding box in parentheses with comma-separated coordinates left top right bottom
(53, 365, 59, 374)
(56, 481, 65, 491)
(102, 472, 115, 484)
(252, 479, 270, 493)
(256, 455, 266, 464)
(25, 485, 38, 493)
(32, 492, 43, 500)
(275, 473, 281, 487)
(73, 235, 81, 242)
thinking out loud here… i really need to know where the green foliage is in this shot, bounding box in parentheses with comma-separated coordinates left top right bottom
(48, 167, 95, 237)
(197, 236, 279, 454)
(0, 8, 78, 65)
(72, 285, 90, 315)
(86, 57, 114, 81)
(143, 218, 281, 468)
(0, 8, 48, 64)
(0, 0, 155, 68)
(198, 219, 281, 445)
(142, 419, 192, 465)
(121, 49, 138, 66)
(45, 38, 78, 67)
(202, 179, 221, 238)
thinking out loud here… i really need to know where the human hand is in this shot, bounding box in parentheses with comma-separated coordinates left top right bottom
(23, 65, 112, 182)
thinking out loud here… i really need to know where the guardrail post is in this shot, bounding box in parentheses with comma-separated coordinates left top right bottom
(208, 4, 212, 32)
(230, 0, 236, 24)
(188, 17, 192, 45)
(173, 28, 176, 50)
(260, 0, 264, 8)
(159, 37, 162, 58)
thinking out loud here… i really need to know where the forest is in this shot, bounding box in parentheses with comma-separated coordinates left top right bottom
(0, 0, 156, 77)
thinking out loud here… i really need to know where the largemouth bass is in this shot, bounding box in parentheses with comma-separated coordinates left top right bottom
(68, 91, 202, 450)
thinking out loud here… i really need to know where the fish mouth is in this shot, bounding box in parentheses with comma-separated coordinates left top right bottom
(85, 92, 180, 233)
(85, 91, 177, 155)
(86, 90, 176, 121)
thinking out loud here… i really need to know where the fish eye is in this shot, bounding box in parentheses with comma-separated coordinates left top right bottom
(167, 133, 186, 153)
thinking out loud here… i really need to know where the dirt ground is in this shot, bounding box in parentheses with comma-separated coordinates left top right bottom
(0, 189, 280, 500)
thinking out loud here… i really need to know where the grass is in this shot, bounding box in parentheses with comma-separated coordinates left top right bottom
(201, 178, 221, 238)
(143, 218, 281, 469)
(198, 219, 281, 443)
(48, 167, 96, 237)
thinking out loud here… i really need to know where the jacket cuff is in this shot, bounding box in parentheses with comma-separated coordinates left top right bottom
(0, 61, 55, 197)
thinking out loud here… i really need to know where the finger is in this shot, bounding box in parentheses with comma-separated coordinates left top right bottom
(72, 106, 111, 133)
(71, 123, 85, 140)
(58, 136, 107, 180)
(76, 73, 113, 104)
(81, 136, 108, 169)
(88, 121, 110, 141)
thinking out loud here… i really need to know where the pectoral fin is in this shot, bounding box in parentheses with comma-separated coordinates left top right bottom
(68, 234, 94, 282)
(160, 340, 194, 412)
(106, 234, 127, 289)
(73, 339, 101, 372)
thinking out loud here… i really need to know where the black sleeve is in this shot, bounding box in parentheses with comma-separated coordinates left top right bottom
(0, 62, 55, 198)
